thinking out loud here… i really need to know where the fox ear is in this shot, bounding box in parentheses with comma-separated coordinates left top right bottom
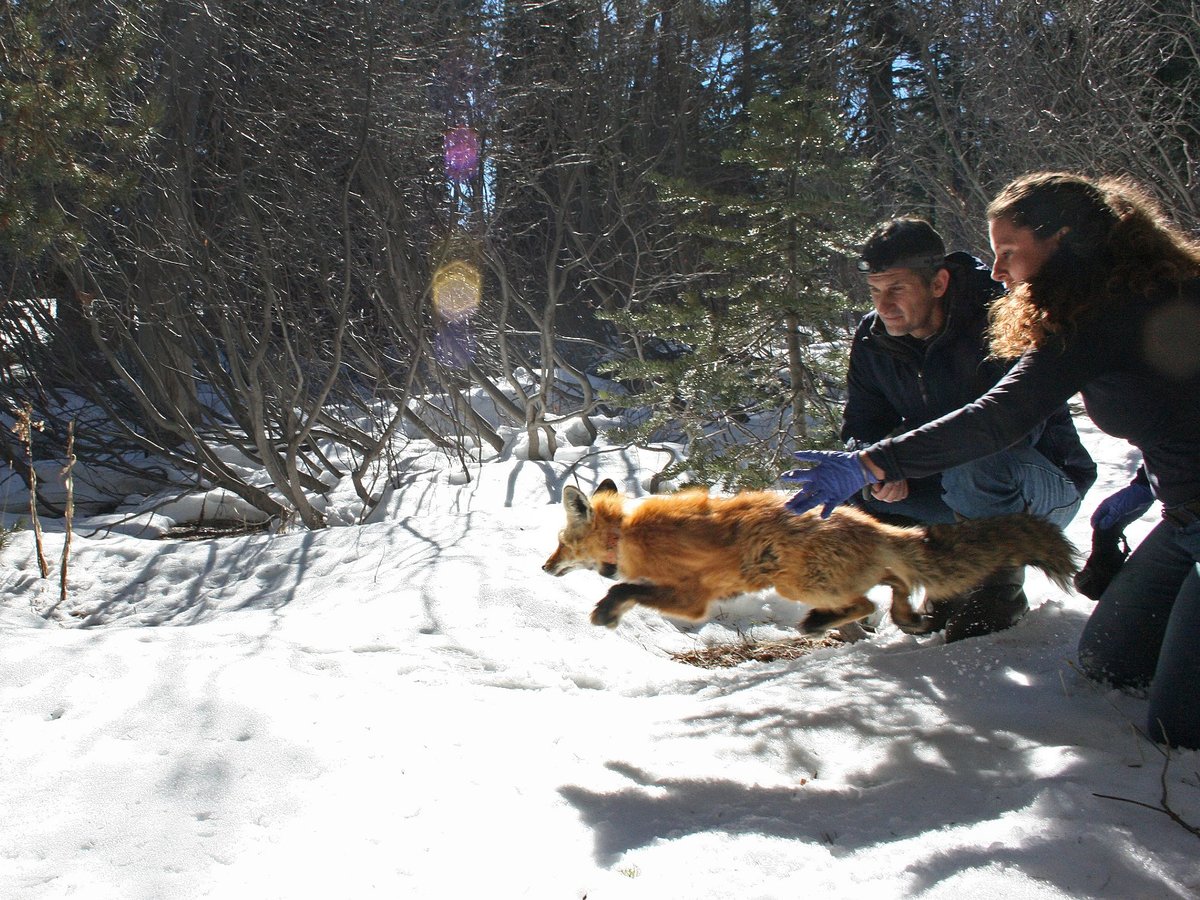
(594, 479, 618, 496)
(562, 484, 594, 526)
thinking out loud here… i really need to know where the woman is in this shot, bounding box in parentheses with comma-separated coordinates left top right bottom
(782, 172, 1200, 748)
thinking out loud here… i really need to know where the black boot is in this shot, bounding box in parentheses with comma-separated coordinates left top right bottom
(1073, 527, 1130, 601)
(942, 567, 1029, 643)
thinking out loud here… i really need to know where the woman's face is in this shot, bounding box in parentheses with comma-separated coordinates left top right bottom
(988, 217, 1064, 290)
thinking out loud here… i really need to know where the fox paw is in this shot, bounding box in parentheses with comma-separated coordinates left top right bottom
(801, 608, 874, 634)
(591, 594, 641, 628)
(590, 602, 622, 628)
(800, 609, 841, 634)
(894, 615, 936, 635)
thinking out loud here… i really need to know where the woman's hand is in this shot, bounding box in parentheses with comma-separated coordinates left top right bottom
(780, 450, 882, 518)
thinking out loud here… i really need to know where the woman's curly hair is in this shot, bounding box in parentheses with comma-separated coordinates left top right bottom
(987, 172, 1200, 358)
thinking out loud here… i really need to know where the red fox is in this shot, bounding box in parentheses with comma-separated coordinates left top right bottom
(543, 479, 1077, 634)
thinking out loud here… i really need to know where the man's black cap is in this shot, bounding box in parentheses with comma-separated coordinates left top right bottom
(858, 218, 947, 274)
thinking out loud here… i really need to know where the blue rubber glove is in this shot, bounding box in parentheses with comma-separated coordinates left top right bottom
(1091, 481, 1155, 531)
(780, 450, 881, 519)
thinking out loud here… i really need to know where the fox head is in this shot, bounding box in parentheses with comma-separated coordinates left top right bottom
(542, 478, 621, 579)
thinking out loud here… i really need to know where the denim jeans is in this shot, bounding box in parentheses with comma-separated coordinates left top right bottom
(1078, 519, 1200, 749)
(859, 445, 1082, 529)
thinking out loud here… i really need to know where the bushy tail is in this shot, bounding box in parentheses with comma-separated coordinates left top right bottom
(917, 514, 1079, 595)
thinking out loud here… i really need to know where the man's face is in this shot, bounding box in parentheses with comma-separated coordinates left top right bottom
(865, 267, 949, 339)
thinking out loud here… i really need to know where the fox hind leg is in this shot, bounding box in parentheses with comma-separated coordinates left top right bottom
(800, 596, 875, 634)
(883, 575, 936, 635)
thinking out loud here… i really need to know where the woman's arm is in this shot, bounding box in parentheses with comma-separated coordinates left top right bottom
(864, 340, 1096, 483)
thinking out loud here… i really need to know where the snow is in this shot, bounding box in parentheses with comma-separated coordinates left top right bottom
(1, 412, 1198, 899)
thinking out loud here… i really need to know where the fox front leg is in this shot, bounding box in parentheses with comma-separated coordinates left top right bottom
(591, 581, 709, 628)
(591, 582, 655, 628)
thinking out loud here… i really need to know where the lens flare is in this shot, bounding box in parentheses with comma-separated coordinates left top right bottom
(443, 126, 480, 183)
(436, 319, 473, 369)
(432, 260, 481, 323)
(1143, 299, 1200, 379)
(432, 260, 481, 369)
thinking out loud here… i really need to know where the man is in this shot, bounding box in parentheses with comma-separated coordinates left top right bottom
(839, 218, 1096, 641)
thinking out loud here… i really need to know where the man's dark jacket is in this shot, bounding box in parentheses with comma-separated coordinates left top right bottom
(841, 252, 1097, 496)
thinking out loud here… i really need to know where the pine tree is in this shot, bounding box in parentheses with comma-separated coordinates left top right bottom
(0, 0, 155, 258)
(607, 87, 868, 490)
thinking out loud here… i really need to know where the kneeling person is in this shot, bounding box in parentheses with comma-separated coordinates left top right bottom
(840, 218, 1095, 640)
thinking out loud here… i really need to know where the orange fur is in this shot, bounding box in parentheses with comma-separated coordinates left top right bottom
(543, 480, 1078, 634)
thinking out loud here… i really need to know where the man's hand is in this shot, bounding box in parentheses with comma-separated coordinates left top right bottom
(780, 450, 882, 518)
(870, 478, 909, 503)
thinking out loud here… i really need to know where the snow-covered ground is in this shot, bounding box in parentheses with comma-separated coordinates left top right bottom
(1, 412, 1196, 899)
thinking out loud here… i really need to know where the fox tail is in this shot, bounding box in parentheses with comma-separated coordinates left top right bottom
(915, 514, 1079, 599)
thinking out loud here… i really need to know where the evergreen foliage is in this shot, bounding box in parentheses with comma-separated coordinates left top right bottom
(605, 88, 868, 489)
(0, 1, 156, 258)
